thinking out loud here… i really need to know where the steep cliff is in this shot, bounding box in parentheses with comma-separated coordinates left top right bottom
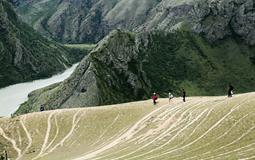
(0, 1, 85, 88)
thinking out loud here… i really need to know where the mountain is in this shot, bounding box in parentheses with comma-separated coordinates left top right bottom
(0, 1, 87, 88)
(1, 93, 255, 159)
(10, 0, 255, 114)
(10, 0, 255, 44)
(15, 29, 255, 115)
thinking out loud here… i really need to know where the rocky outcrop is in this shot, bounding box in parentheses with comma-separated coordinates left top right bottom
(10, 0, 255, 45)
(16, 30, 151, 114)
(0, 1, 83, 88)
(136, 0, 255, 45)
(190, 0, 255, 45)
(16, 29, 255, 115)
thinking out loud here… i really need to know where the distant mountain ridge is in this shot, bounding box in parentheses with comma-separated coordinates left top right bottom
(10, 0, 255, 44)
(0, 1, 84, 88)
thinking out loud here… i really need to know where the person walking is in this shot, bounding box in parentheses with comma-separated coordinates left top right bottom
(152, 93, 158, 105)
(169, 91, 174, 104)
(228, 84, 234, 97)
(182, 89, 186, 102)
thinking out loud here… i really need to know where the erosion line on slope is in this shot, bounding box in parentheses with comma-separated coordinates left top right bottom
(202, 123, 255, 159)
(37, 110, 84, 159)
(72, 103, 170, 160)
(97, 100, 194, 160)
(147, 96, 254, 159)
(129, 102, 186, 144)
(17, 130, 22, 148)
(147, 108, 214, 160)
(116, 99, 206, 160)
(239, 151, 255, 160)
(33, 112, 55, 160)
(137, 105, 196, 145)
(128, 108, 210, 160)
(88, 127, 132, 160)
(238, 148, 254, 156)
(91, 113, 120, 147)
(44, 114, 60, 151)
(179, 113, 250, 160)
(210, 141, 255, 159)
(0, 127, 22, 159)
(19, 116, 33, 159)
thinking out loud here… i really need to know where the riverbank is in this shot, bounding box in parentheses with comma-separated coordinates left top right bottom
(0, 63, 79, 117)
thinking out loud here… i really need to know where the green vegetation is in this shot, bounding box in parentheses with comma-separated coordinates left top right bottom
(64, 44, 96, 50)
(63, 44, 95, 63)
(63, 44, 95, 61)
(0, 1, 86, 88)
(16, 0, 60, 38)
(141, 30, 255, 96)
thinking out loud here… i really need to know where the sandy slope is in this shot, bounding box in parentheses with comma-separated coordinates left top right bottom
(1, 93, 255, 160)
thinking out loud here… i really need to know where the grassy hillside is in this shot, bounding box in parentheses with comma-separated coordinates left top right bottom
(0, 1, 89, 88)
(141, 31, 255, 96)
(1, 93, 255, 159)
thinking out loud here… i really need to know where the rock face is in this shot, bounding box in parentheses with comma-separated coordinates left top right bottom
(16, 30, 152, 114)
(10, 0, 255, 44)
(16, 29, 255, 115)
(0, 1, 83, 88)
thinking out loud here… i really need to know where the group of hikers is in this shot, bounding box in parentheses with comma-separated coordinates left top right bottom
(151, 89, 186, 105)
(38, 85, 235, 112)
(152, 84, 234, 105)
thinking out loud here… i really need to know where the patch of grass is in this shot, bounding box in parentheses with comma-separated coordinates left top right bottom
(64, 44, 96, 50)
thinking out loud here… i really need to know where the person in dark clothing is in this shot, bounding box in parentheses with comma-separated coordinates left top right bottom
(152, 93, 158, 105)
(182, 89, 186, 102)
(40, 105, 45, 112)
(228, 84, 234, 97)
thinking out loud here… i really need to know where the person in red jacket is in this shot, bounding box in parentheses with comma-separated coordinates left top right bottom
(152, 93, 158, 105)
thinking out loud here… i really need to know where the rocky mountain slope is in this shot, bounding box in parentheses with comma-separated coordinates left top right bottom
(15, 29, 255, 115)
(0, 1, 86, 88)
(8, 0, 255, 114)
(10, 0, 255, 44)
(1, 93, 255, 159)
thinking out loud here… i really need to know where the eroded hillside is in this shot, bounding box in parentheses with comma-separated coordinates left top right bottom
(1, 93, 255, 159)
(10, 0, 255, 44)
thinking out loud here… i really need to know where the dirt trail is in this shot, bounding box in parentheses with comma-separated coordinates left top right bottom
(1, 93, 255, 160)
(0, 127, 22, 159)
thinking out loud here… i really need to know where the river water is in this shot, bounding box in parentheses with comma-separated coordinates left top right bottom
(0, 63, 79, 117)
